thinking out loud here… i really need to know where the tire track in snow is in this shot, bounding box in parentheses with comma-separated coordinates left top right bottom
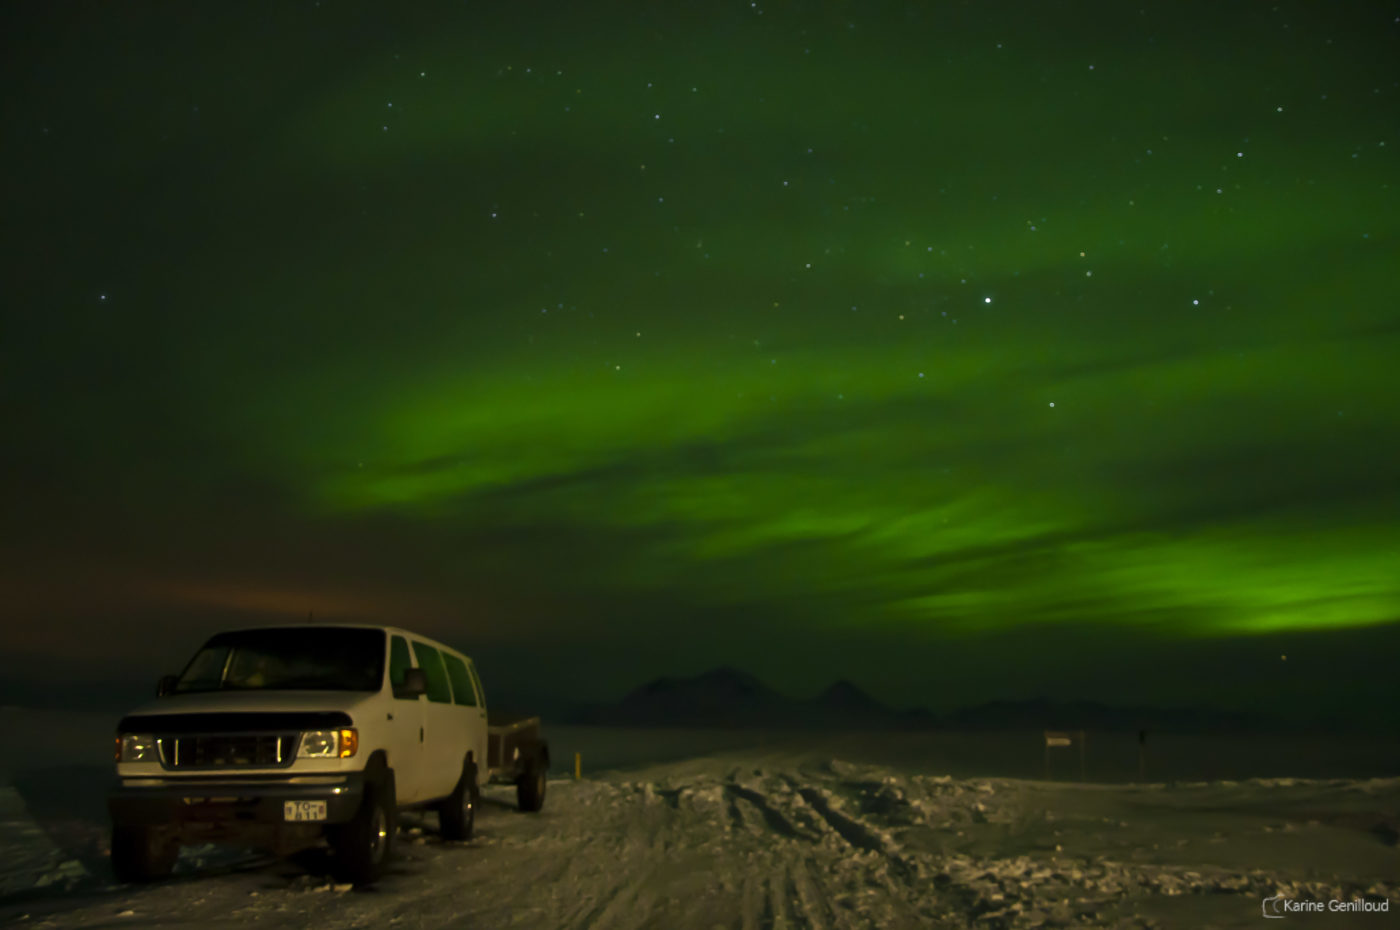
(564, 878, 626, 930)
(725, 786, 749, 832)
(775, 774, 943, 928)
(718, 776, 863, 930)
(792, 853, 856, 930)
(759, 869, 785, 930)
(552, 830, 661, 928)
(739, 866, 764, 930)
(782, 777, 890, 856)
(572, 781, 684, 930)
(750, 860, 806, 930)
(573, 867, 663, 930)
(787, 856, 858, 930)
(738, 852, 829, 930)
(725, 783, 808, 842)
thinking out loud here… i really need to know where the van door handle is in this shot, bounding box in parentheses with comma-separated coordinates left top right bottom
(420, 727, 425, 742)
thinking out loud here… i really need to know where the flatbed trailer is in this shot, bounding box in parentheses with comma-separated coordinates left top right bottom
(486, 711, 550, 811)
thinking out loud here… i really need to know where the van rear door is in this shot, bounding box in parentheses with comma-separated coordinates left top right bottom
(410, 640, 465, 801)
(443, 651, 489, 786)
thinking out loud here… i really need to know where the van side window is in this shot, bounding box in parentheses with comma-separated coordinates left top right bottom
(389, 636, 414, 700)
(410, 642, 452, 704)
(467, 661, 486, 707)
(442, 653, 477, 707)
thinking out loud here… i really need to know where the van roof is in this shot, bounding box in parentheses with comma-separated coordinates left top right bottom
(209, 623, 471, 659)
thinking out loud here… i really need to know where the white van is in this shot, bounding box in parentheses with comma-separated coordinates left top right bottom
(108, 624, 548, 885)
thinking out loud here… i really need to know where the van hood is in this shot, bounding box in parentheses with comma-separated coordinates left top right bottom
(118, 689, 379, 733)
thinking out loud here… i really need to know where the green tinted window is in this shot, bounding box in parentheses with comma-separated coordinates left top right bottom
(389, 636, 414, 700)
(442, 653, 477, 707)
(410, 641, 452, 704)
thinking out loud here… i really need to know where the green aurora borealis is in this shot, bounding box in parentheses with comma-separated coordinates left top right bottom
(3, 1, 1397, 720)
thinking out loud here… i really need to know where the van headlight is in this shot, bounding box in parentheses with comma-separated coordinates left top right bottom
(298, 728, 358, 759)
(117, 734, 159, 763)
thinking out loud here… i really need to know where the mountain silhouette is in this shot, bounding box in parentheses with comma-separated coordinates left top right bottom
(564, 668, 1271, 731)
(610, 666, 787, 724)
(815, 679, 889, 714)
(569, 668, 905, 728)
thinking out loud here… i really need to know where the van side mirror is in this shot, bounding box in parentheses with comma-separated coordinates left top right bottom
(399, 668, 427, 698)
(157, 675, 179, 697)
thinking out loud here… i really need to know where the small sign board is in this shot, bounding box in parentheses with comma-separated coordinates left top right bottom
(1043, 729, 1086, 779)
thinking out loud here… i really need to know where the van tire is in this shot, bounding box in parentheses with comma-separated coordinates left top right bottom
(110, 824, 178, 883)
(330, 773, 396, 885)
(439, 760, 478, 841)
(517, 756, 547, 812)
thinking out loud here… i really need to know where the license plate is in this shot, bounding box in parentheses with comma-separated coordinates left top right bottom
(283, 800, 327, 822)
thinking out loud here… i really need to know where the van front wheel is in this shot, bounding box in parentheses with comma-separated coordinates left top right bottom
(330, 773, 396, 885)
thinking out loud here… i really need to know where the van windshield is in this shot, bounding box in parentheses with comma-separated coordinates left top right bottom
(174, 627, 385, 693)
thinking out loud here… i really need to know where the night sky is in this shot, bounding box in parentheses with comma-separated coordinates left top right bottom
(3, 1, 1397, 725)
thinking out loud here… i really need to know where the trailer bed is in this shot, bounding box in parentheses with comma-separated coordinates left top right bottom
(486, 712, 544, 779)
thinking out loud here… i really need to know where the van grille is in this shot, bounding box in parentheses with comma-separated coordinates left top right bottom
(159, 733, 298, 769)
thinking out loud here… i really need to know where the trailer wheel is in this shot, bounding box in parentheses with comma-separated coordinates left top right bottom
(330, 772, 396, 885)
(439, 759, 479, 841)
(517, 754, 547, 812)
(110, 824, 178, 883)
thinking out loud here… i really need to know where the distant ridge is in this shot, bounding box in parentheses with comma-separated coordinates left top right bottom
(604, 667, 792, 727)
(563, 668, 1271, 732)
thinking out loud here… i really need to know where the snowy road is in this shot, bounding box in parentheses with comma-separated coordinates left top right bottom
(2, 754, 1396, 930)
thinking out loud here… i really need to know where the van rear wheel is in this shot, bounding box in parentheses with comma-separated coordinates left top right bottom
(110, 824, 178, 883)
(517, 757, 547, 812)
(439, 760, 478, 841)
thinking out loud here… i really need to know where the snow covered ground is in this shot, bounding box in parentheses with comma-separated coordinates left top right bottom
(1, 726, 1396, 930)
(1, 712, 1396, 928)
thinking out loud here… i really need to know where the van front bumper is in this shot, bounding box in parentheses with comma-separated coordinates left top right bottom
(108, 773, 366, 827)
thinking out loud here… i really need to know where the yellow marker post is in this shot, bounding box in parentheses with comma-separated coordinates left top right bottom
(574, 751, 581, 780)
